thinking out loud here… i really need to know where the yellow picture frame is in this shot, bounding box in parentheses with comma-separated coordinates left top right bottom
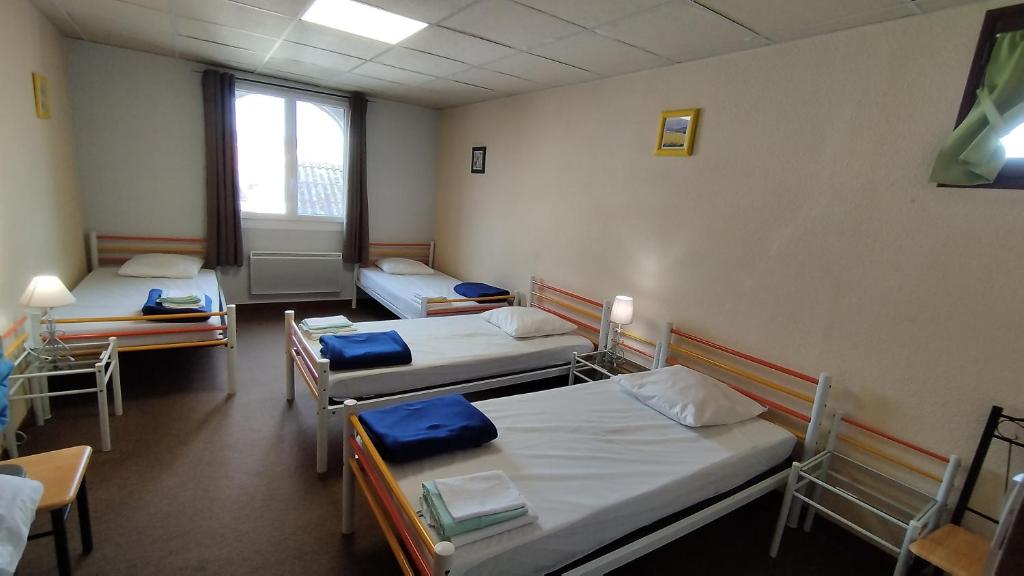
(655, 108, 699, 156)
(32, 72, 51, 119)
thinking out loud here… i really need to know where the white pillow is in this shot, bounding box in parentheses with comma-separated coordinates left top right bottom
(0, 475, 43, 576)
(375, 257, 434, 275)
(118, 253, 203, 278)
(615, 365, 766, 427)
(481, 307, 577, 338)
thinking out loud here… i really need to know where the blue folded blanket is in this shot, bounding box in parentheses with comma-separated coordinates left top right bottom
(319, 330, 411, 371)
(142, 289, 212, 321)
(0, 359, 12, 429)
(359, 395, 497, 462)
(454, 282, 510, 302)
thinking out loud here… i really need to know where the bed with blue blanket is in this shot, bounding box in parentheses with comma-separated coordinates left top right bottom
(356, 266, 513, 319)
(52, 267, 228, 348)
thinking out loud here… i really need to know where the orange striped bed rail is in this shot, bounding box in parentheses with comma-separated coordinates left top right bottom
(657, 321, 830, 458)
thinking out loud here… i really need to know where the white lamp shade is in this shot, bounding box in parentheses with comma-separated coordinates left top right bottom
(20, 275, 76, 308)
(610, 295, 634, 325)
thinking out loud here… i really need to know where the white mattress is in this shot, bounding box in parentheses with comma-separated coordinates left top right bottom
(389, 381, 797, 576)
(303, 315, 593, 398)
(358, 267, 502, 319)
(54, 267, 225, 347)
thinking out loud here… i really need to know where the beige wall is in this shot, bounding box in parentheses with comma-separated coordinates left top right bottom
(0, 0, 85, 444)
(436, 1, 1023, 502)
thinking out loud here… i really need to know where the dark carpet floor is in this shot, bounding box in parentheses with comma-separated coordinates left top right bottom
(12, 300, 895, 575)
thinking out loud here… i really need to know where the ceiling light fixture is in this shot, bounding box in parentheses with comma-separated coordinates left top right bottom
(301, 0, 427, 44)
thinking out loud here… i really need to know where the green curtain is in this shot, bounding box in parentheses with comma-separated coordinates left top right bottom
(930, 30, 1024, 185)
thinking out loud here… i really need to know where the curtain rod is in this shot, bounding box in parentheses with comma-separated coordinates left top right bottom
(192, 66, 372, 101)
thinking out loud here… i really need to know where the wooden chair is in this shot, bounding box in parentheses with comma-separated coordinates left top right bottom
(910, 406, 1023, 576)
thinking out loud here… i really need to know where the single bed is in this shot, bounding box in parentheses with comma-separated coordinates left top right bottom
(353, 242, 515, 319)
(389, 381, 796, 576)
(286, 278, 607, 473)
(341, 319, 832, 576)
(38, 231, 239, 394)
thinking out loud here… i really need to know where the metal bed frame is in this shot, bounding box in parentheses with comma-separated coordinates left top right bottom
(287, 277, 611, 473)
(68, 231, 238, 394)
(352, 242, 516, 319)
(340, 315, 833, 576)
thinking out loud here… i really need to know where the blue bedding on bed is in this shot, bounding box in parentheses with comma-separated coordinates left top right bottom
(319, 330, 411, 370)
(141, 289, 212, 321)
(453, 282, 510, 301)
(358, 395, 497, 462)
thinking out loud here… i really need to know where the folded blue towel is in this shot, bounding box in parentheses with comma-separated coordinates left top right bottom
(319, 330, 411, 371)
(454, 282, 510, 302)
(142, 289, 212, 321)
(359, 395, 497, 462)
(0, 359, 13, 429)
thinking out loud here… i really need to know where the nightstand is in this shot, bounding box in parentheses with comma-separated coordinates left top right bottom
(770, 449, 944, 576)
(4, 338, 121, 457)
(568, 349, 648, 385)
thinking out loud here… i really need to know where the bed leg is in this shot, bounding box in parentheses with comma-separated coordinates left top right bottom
(433, 541, 455, 575)
(352, 264, 359, 309)
(803, 412, 843, 532)
(769, 461, 801, 558)
(110, 338, 123, 416)
(226, 304, 238, 395)
(95, 358, 111, 452)
(789, 372, 831, 527)
(316, 358, 330, 473)
(341, 399, 358, 535)
(284, 310, 295, 401)
(316, 409, 328, 474)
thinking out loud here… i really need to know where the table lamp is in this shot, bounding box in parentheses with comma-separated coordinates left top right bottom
(609, 295, 634, 360)
(20, 275, 76, 360)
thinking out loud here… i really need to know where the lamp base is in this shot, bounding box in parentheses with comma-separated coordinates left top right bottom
(26, 308, 75, 364)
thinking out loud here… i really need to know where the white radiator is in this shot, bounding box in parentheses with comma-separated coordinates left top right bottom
(249, 251, 344, 295)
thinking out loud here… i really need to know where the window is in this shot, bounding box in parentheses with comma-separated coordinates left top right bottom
(235, 83, 348, 219)
(947, 4, 1024, 188)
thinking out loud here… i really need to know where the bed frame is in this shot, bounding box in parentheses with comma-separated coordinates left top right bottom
(64, 231, 238, 394)
(286, 277, 610, 473)
(352, 242, 517, 318)
(339, 317, 832, 576)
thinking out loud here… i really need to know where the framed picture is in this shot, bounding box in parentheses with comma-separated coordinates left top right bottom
(471, 146, 486, 174)
(655, 108, 699, 156)
(32, 73, 51, 119)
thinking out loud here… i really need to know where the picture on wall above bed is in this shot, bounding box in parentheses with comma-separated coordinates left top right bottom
(656, 108, 700, 156)
(471, 146, 486, 173)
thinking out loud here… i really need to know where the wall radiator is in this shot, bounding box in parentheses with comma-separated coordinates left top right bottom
(249, 251, 344, 295)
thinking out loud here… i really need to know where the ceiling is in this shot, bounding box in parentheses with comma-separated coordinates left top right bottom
(31, 0, 983, 109)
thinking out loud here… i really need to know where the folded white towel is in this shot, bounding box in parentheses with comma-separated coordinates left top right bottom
(435, 470, 526, 523)
(0, 475, 43, 576)
(302, 326, 357, 336)
(422, 496, 538, 547)
(158, 290, 203, 301)
(300, 315, 353, 330)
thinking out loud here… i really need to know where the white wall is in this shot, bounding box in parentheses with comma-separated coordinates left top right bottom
(0, 0, 85, 448)
(65, 40, 439, 303)
(435, 0, 1022, 523)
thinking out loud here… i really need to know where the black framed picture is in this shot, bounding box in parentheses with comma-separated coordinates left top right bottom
(471, 146, 486, 174)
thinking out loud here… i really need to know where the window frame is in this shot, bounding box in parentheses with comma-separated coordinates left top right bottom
(235, 80, 350, 223)
(945, 3, 1024, 189)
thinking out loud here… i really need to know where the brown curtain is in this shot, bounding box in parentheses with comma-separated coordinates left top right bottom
(202, 70, 243, 267)
(343, 93, 369, 264)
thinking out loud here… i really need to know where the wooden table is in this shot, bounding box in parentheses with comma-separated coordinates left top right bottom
(909, 523, 990, 576)
(3, 446, 94, 576)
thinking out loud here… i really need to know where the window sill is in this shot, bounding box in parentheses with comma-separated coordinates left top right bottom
(242, 216, 344, 232)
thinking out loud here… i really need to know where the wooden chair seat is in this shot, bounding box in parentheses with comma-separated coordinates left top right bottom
(909, 524, 990, 576)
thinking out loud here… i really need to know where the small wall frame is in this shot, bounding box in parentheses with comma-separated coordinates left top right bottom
(655, 108, 699, 156)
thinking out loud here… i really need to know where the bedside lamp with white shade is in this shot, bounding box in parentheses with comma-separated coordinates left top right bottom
(609, 295, 634, 360)
(20, 275, 76, 360)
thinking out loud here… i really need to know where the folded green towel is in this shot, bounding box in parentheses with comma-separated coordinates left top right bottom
(421, 481, 527, 539)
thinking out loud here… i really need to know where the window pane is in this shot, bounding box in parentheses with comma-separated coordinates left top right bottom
(236, 92, 286, 215)
(297, 101, 346, 218)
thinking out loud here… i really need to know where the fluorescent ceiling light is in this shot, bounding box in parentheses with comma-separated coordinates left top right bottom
(301, 0, 427, 44)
